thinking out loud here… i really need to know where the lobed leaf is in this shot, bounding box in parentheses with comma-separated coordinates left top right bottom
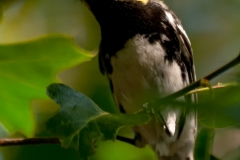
(45, 83, 150, 159)
(0, 35, 92, 137)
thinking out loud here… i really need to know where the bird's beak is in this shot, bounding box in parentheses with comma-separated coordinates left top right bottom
(137, 0, 149, 5)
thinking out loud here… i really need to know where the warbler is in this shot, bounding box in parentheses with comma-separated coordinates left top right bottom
(82, 0, 197, 159)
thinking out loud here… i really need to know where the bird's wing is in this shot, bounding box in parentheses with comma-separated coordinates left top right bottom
(164, 10, 196, 89)
(160, 9, 197, 138)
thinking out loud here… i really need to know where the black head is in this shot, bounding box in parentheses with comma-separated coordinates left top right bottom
(81, 0, 168, 34)
(81, 0, 184, 76)
(81, 0, 170, 73)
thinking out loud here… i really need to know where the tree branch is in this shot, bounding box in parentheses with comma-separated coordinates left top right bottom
(0, 136, 135, 147)
(0, 138, 60, 146)
(152, 53, 240, 106)
(1, 54, 240, 148)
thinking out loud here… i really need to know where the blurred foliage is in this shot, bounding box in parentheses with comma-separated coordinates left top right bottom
(0, 0, 239, 160)
(45, 81, 240, 159)
(167, 0, 240, 83)
(194, 128, 215, 160)
(222, 147, 240, 160)
(198, 84, 240, 128)
(0, 35, 92, 137)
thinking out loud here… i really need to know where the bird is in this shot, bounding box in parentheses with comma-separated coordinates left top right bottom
(81, 0, 197, 159)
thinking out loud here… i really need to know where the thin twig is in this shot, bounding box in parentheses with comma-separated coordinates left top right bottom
(0, 136, 136, 147)
(151, 53, 240, 107)
(1, 54, 240, 147)
(0, 138, 60, 146)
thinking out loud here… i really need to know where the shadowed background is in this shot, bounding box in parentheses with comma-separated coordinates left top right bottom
(0, 0, 239, 159)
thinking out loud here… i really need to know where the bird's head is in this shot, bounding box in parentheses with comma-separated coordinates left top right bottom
(81, 0, 167, 36)
(81, 0, 150, 24)
(82, 0, 150, 11)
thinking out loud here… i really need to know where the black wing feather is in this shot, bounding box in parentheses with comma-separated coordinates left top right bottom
(170, 12, 197, 139)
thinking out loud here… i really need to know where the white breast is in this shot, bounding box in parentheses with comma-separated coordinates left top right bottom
(110, 34, 185, 113)
(109, 34, 196, 159)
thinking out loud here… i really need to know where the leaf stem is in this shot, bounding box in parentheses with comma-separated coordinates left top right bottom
(186, 82, 239, 95)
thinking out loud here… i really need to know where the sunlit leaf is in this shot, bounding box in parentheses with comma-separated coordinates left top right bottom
(0, 35, 92, 137)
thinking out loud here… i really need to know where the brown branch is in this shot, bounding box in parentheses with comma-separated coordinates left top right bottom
(0, 136, 135, 147)
(0, 138, 60, 146)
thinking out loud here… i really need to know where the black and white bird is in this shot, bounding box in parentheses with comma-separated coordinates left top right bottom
(82, 0, 197, 159)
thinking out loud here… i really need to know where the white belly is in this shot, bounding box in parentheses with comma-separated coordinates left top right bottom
(110, 34, 185, 113)
(109, 34, 196, 159)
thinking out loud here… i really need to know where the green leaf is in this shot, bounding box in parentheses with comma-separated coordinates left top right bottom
(139, 82, 240, 129)
(79, 113, 150, 159)
(194, 128, 215, 160)
(45, 83, 150, 159)
(151, 83, 240, 128)
(198, 85, 240, 128)
(0, 35, 92, 137)
(45, 83, 105, 147)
